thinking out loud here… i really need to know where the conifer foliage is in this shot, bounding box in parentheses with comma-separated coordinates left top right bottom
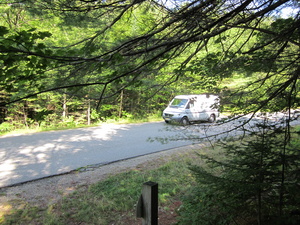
(179, 121, 300, 225)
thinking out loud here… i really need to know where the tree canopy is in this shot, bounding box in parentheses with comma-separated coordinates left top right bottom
(0, 0, 299, 126)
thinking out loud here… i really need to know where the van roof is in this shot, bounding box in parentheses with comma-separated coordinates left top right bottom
(174, 94, 219, 99)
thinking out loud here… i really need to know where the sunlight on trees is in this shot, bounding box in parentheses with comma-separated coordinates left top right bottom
(0, 0, 299, 127)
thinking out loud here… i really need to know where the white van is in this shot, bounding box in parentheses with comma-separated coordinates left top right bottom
(162, 94, 220, 125)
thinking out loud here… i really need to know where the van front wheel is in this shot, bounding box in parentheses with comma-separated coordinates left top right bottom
(208, 114, 216, 123)
(181, 117, 190, 126)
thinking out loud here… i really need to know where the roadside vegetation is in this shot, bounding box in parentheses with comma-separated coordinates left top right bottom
(0, 112, 162, 136)
(1, 125, 299, 225)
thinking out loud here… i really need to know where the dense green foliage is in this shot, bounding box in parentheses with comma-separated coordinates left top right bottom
(0, 1, 299, 132)
(0, 2, 173, 130)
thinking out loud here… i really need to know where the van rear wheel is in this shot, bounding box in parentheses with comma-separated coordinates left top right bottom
(181, 117, 190, 125)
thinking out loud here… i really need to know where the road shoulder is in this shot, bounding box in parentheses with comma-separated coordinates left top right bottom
(0, 144, 202, 209)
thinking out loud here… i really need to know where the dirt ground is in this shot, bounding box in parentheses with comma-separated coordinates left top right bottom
(0, 144, 202, 224)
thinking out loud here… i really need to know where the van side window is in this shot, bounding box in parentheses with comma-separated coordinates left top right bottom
(188, 100, 195, 109)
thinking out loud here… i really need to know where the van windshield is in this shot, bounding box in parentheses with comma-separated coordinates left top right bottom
(170, 98, 188, 108)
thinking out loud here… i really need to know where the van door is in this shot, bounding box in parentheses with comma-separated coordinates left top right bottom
(187, 99, 200, 121)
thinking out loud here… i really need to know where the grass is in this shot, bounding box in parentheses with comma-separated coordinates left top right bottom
(0, 114, 163, 136)
(0, 149, 210, 225)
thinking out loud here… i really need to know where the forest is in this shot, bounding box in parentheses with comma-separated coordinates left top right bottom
(0, 0, 298, 132)
(1, 1, 300, 224)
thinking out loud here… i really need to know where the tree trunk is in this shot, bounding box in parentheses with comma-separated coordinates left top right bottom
(87, 98, 91, 125)
(62, 94, 68, 118)
(119, 90, 124, 118)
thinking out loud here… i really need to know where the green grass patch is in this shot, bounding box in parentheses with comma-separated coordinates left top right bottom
(53, 159, 195, 224)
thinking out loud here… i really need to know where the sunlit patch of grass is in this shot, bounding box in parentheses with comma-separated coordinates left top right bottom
(0, 202, 45, 225)
(0, 203, 12, 223)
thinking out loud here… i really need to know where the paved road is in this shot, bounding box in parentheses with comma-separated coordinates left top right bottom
(0, 122, 195, 188)
(1, 117, 299, 188)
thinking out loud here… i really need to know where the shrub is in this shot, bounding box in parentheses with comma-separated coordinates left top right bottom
(178, 123, 300, 225)
(0, 122, 14, 133)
